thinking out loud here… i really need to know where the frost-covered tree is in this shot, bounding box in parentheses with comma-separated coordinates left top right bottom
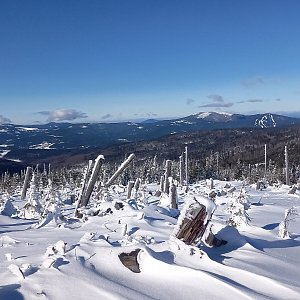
(226, 184, 251, 227)
(19, 173, 42, 219)
(278, 207, 299, 239)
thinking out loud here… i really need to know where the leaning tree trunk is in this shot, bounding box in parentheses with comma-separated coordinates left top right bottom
(80, 155, 105, 207)
(105, 153, 135, 187)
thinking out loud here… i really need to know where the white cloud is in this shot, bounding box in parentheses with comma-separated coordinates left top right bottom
(38, 109, 87, 122)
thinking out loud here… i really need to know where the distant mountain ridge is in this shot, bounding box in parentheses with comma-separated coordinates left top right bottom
(0, 112, 300, 172)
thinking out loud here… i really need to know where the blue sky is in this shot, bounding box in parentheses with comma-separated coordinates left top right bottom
(0, 0, 300, 124)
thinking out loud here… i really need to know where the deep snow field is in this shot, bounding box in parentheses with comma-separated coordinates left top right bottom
(1, 180, 300, 300)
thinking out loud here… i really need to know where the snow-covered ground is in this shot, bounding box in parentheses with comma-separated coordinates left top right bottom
(1, 180, 300, 300)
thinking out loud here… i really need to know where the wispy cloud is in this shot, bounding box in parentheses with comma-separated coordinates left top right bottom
(186, 98, 195, 105)
(0, 114, 11, 124)
(200, 94, 233, 108)
(241, 76, 265, 88)
(246, 99, 264, 103)
(207, 94, 224, 103)
(38, 109, 87, 122)
(199, 102, 234, 108)
(101, 114, 113, 120)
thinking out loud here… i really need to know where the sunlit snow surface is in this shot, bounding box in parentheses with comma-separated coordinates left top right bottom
(0, 181, 300, 300)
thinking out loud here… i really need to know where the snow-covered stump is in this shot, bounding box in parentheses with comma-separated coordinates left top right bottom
(174, 195, 217, 246)
(21, 166, 33, 200)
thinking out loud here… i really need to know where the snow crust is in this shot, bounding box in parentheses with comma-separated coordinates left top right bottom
(0, 180, 300, 299)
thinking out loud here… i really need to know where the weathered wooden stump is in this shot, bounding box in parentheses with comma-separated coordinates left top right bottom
(118, 249, 142, 273)
(174, 196, 226, 247)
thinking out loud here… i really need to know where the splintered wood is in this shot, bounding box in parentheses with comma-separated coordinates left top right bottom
(176, 203, 207, 245)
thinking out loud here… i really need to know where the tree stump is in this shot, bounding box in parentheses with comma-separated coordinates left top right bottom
(174, 196, 219, 246)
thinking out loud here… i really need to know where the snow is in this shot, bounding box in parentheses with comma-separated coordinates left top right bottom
(29, 142, 55, 149)
(0, 180, 300, 299)
(197, 112, 212, 119)
(16, 127, 40, 132)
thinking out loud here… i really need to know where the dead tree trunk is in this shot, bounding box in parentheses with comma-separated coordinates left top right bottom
(127, 181, 135, 199)
(133, 178, 141, 200)
(185, 146, 188, 187)
(170, 182, 178, 209)
(159, 175, 164, 192)
(179, 155, 184, 186)
(80, 155, 105, 207)
(21, 167, 32, 200)
(105, 153, 135, 187)
(285, 146, 290, 185)
(163, 160, 172, 194)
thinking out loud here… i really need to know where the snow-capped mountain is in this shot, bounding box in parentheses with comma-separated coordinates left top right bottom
(0, 112, 300, 172)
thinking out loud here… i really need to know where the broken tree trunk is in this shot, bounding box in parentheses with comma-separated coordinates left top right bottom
(179, 155, 184, 186)
(285, 146, 290, 185)
(163, 160, 172, 194)
(21, 167, 33, 200)
(80, 155, 105, 207)
(105, 153, 135, 187)
(133, 178, 141, 199)
(170, 182, 178, 209)
(174, 196, 216, 245)
(127, 181, 135, 199)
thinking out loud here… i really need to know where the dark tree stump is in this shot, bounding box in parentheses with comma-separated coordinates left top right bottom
(118, 249, 142, 273)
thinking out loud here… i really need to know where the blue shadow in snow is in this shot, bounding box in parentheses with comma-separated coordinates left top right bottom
(0, 284, 24, 300)
(262, 223, 279, 230)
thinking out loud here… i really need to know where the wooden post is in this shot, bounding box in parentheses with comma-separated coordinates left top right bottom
(163, 160, 172, 194)
(21, 167, 32, 200)
(285, 146, 290, 185)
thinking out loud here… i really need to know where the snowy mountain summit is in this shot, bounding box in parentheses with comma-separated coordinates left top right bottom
(255, 113, 277, 128)
(193, 112, 234, 122)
